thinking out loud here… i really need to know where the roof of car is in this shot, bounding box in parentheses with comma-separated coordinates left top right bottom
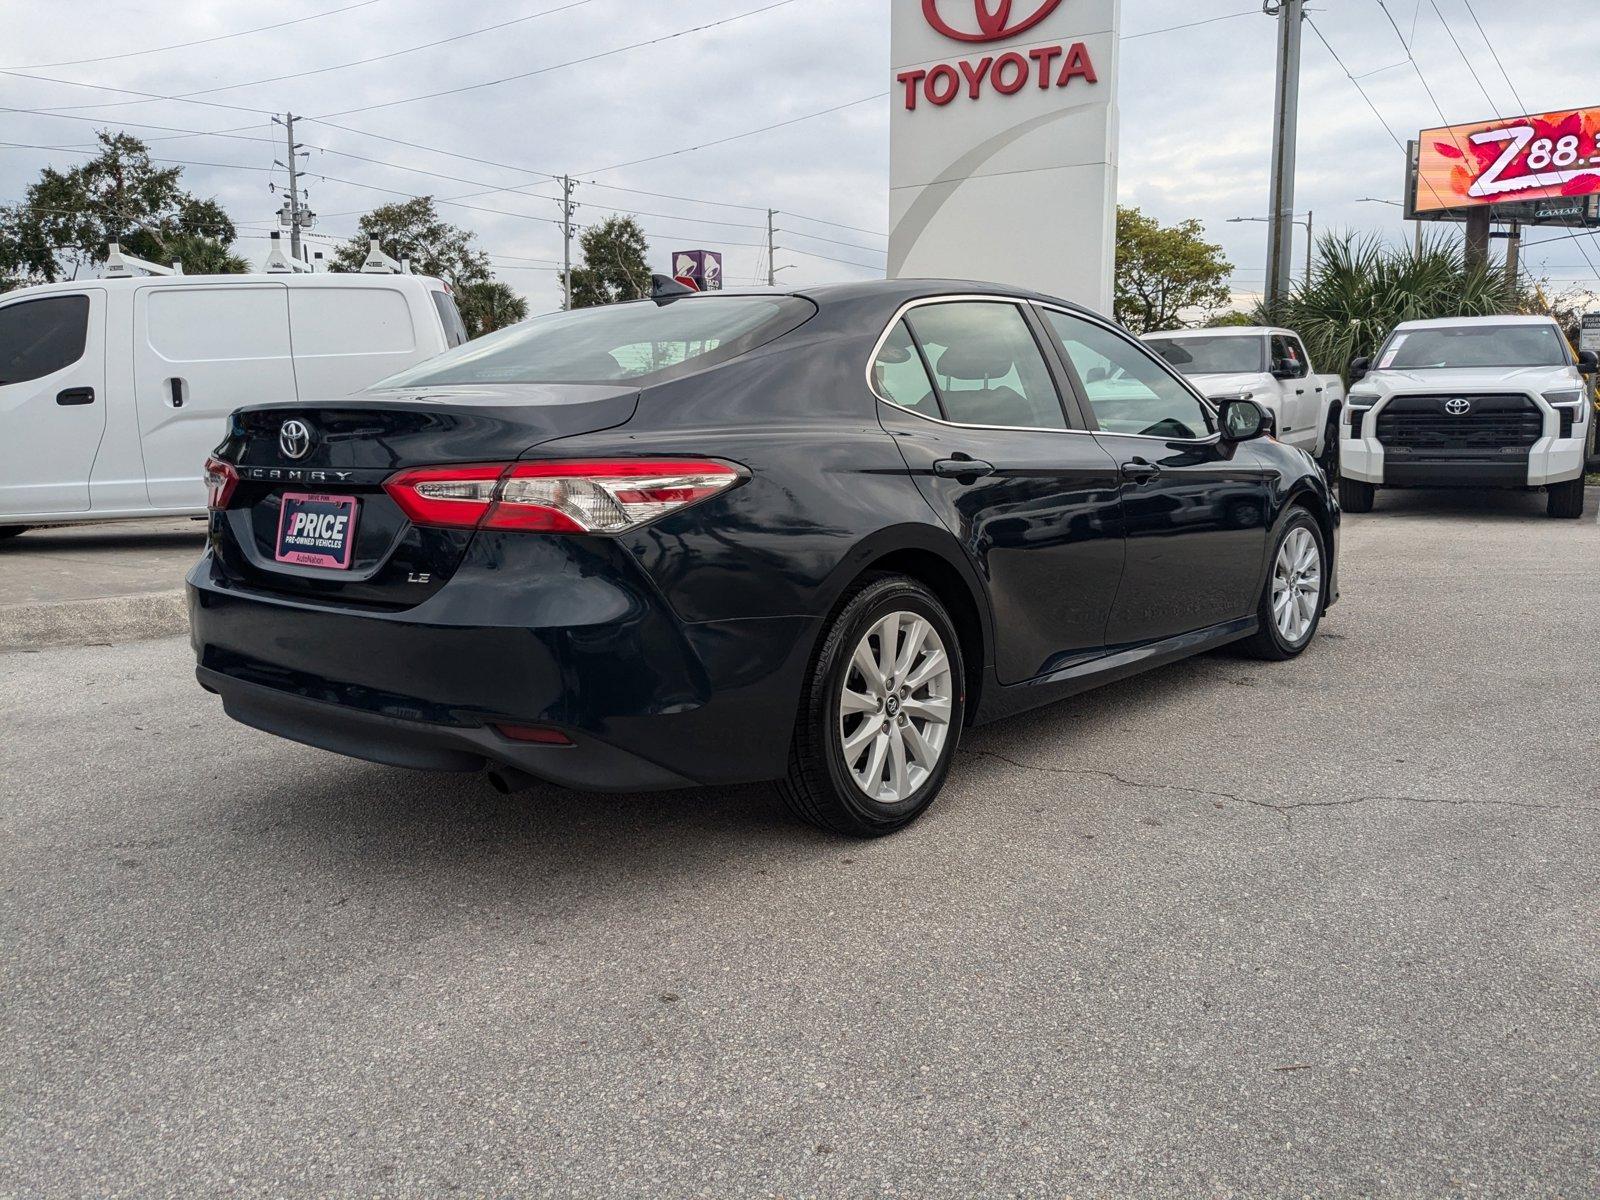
(700, 277, 1104, 317)
(1144, 326, 1289, 339)
(1393, 314, 1559, 331)
(2, 272, 447, 298)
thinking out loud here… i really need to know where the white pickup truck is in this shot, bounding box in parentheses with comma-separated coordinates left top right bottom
(1340, 315, 1598, 519)
(1143, 326, 1345, 470)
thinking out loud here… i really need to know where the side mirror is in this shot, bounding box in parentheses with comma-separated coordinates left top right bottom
(1271, 363, 1296, 380)
(1217, 397, 1270, 443)
(1349, 356, 1371, 383)
(1579, 350, 1598, 376)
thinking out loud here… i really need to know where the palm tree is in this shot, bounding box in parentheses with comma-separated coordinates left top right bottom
(1268, 232, 1513, 383)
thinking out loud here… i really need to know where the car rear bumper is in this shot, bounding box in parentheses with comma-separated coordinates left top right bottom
(187, 542, 819, 792)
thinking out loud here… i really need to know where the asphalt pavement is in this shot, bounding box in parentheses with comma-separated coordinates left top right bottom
(3, 488, 1597, 1197)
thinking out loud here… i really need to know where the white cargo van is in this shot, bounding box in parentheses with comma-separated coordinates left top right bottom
(0, 271, 468, 534)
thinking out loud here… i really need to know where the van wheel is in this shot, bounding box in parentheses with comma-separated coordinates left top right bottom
(1547, 474, 1586, 519)
(779, 575, 965, 838)
(1238, 509, 1327, 661)
(0, 526, 30, 540)
(1338, 477, 1376, 513)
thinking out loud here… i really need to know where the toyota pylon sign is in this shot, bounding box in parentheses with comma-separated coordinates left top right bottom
(890, 0, 1119, 312)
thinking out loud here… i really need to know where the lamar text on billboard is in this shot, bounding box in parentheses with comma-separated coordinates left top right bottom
(896, 43, 1098, 110)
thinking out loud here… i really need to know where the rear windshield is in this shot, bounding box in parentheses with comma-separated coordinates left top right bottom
(1148, 335, 1265, 376)
(1377, 324, 1570, 370)
(373, 295, 814, 388)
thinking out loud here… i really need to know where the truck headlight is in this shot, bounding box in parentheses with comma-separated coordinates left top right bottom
(1347, 391, 1379, 409)
(1543, 388, 1584, 407)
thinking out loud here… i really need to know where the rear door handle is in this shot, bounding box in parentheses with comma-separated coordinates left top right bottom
(932, 457, 995, 480)
(1121, 458, 1161, 482)
(56, 387, 95, 406)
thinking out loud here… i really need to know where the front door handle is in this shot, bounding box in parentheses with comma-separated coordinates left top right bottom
(932, 457, 995, 481)
(1121, 458, 1161, 482)
(56, 387, 95, 406)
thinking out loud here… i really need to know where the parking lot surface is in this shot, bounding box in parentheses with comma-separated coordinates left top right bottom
(4, 490, 1597, 1197)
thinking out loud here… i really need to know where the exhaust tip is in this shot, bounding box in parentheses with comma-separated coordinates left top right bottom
(485, 766, 537, 795)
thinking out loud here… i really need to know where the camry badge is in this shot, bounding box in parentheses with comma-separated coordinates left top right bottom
(279, 418, 313, 460)
(1444, 398, 1472, 415)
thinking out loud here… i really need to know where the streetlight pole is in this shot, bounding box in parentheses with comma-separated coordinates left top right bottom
(1229, 212, 1314, 287)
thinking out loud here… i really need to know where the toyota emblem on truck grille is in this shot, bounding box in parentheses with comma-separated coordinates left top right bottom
(1444, 398, 1472, 415)
(279, 419, 313, 459)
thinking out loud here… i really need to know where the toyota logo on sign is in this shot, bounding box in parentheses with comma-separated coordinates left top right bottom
(279, 418, 314, 460)
(923, 0, 1064, 43)
(1444, 398, 1472, 416)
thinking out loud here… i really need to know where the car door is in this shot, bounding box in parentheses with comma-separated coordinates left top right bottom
(1271, 333, 1318, 450)
(0, 290, 107, 517)
(1038, 306, 1274, 648)
(134, 283, 298, 508)
(872, 298, 1125, 685)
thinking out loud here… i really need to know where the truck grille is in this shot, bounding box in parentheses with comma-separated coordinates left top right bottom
(1375, 394, 1544, 452)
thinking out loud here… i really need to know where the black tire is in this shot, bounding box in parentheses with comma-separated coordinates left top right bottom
(779, 574, 966, 838)
(1338, 476, 1376, 513)
(0, 526, 30, 540)
(1317, 415, 1340, 483)
(1238, 508, 1328, 661)
(1547, 474, 1586, 519)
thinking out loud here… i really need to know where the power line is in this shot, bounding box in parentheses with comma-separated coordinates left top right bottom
(1123, 9, 1258, 40)
(776, 226, 887, 256)
(0, 0, 390, 70)
(312, 0, 802, 119)
(0, 67, 273, 118)
(24, 0, 602, 117)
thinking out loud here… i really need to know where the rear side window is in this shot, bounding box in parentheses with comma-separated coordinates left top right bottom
(0, 295, 89, 386)
(431, 290, 468, 347)
(871, 320, 938, 414)
(376, 295, 815, 388)
(906, 301, 1066, 430)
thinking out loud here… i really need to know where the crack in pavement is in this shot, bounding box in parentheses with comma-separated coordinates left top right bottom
(966, 748, 1598, 832)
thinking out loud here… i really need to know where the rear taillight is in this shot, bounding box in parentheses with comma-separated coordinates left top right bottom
(204, 456, 239, 510)
(383, 459, 741, 534)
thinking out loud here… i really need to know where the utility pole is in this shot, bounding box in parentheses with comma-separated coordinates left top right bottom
(1264, 0, 1304, 316)
(766, 209, 777, 287)
(1305, 210, 1314, 283)
(275, 113, 309, 262)
(558, 175, 577, 309)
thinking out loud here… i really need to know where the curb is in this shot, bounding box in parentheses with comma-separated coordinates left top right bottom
(0, 591, 188, 653)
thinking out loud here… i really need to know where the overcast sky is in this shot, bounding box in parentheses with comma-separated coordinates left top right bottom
(3, 0, 1595, 314)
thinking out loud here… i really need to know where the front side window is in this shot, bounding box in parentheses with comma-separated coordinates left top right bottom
(904, 301, 1066, 429)
(374, 295, 814, 388)
(1271, 335, 1308, 378)
(1377, 323, 1569, 370)
(0, 294, 90, 386)
(1044, 309, 1213, 440)
(1149, 335, 1265, 376)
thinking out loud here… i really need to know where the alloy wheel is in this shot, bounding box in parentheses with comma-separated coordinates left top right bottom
(1272, 526, 1322, 644)
(838, 610, 954, 804)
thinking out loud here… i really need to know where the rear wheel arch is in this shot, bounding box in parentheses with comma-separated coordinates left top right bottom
(814, 530, 992, 726)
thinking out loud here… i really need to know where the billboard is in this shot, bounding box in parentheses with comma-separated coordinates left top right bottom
(1414, 106, 1600, 215)
(672, 250, 723, 291)
(889, 0, 1119, 314)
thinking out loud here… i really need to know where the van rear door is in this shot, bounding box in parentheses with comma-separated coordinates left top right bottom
(134, 283, 298, 508)
(0, 289, 106, 517)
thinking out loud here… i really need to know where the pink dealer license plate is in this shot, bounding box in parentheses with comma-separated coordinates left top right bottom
(274, 492, 359, 569)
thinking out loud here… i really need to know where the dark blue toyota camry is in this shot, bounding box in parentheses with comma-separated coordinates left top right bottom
(190, 278, 1337, 836)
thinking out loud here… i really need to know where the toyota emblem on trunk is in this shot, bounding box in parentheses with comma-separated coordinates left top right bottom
(279, 419, 314, 459)
(1444, 398, 1472, 415)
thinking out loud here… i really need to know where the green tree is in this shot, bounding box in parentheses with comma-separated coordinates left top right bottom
(0, 131, 237, 283)
(330, 196, 490, 285)
(1114, 206, 1233, 334)
(1270, 232, 1514, 382)
(1206, 310, 1258, 328)
(455, 278, 529, 338)
(563, 216, 650, 308)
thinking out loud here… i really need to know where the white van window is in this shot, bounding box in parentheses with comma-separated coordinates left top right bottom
(0, 294, 89, 385)
(147, 287, 291, 362)
(290, 287, 417, 356)
(430, 291, 469, 347)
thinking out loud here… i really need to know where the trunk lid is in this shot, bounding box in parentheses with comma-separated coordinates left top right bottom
(211, 385, 638, 608)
